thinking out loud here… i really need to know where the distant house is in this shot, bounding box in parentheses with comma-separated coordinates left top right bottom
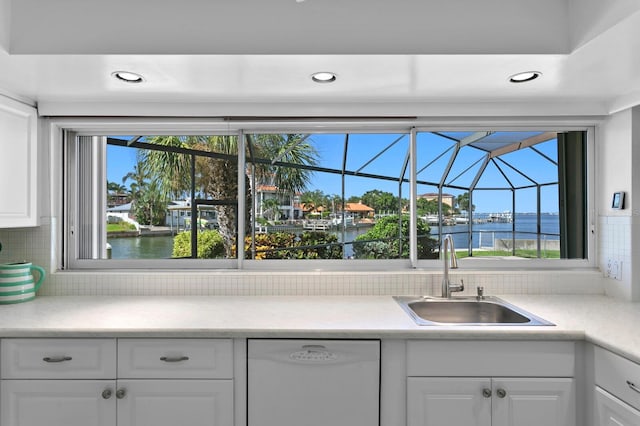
(166, 200, 218, 231)
(299, 203, 325, 215)
(107, 202, 132, 221)
(418, 192, 455, 208)
(344, 202, 375, 219)
(107, 193, 130, 208)
(256, 184, 302, 220)
(106, 202, 140, 230)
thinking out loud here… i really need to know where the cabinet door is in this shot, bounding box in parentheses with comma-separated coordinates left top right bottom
(595, 386, 640, 426)
(117, 379, 233, 426)
(492, 378, 575, 426)
(0, 95, 38, 228)
(407, 377, 491, 426)
(1, 380, 116, 426)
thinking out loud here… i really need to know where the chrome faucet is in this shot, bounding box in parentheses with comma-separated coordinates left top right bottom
(442, 234, 464, 298)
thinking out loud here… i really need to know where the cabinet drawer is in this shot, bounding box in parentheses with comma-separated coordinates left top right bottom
(407, 340, 575, 377)
(1, 338, 116, 379)
(595, 346, 640, 409)
(118, 339, 233, 379)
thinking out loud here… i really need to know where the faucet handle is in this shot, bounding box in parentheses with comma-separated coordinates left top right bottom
(476, 286, 484, 300)
(449, 279, 464, 294)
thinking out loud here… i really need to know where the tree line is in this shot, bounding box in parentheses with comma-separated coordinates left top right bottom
(298, 188, 474, 217)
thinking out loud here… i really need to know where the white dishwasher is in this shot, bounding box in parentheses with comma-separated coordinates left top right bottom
(248, 339, 380, 426)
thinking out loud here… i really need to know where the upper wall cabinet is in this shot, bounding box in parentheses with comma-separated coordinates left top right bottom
(0, 95, 38, 228)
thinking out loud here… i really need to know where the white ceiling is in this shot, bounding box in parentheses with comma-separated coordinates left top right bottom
(1, 0, 640, 117)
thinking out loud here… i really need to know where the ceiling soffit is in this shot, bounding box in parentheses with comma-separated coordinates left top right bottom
(9, 0, 570, 54)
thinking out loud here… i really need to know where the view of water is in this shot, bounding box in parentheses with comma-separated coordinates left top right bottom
(431, 213, 559, 251)
(108, 235, 175, 259)
(108, 214, 559, 259)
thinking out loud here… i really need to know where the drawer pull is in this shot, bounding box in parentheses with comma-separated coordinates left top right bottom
(43, 356, 72, 363)
(627, 380, 640, 394)
(160, 356, 190, 363)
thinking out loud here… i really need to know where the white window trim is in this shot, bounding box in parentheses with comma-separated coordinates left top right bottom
(49, 117, 599, 273)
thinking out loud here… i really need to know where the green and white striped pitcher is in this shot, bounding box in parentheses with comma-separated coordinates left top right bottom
(0, 262, 45, 304)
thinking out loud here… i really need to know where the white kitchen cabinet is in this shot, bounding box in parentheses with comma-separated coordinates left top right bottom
(0, 339, 117, 426)
(408, 377, 574, 426)
(117, 339, 234, 426)
(0, 338, 235, 426)
(1, 379, 233, 426)
(0, 95, 38, 228)
(406, 340, 576, 426)
(117, 379, 234, 426)
(1, 379, 116, 426)
(407, 377, 492, 426)
(1, 338, 117, 379)
(595, 387, 640, 426)
(594, 346, 640, 425)
(118, 338, 233, 379)
(492, 378, 575, 426)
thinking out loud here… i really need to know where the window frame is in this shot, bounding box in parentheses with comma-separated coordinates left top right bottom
(50, 117, 596, 272)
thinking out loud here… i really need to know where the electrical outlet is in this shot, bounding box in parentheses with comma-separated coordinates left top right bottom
(605, 258, 613, 278)
(605, 258, 622, 280)
(613, 260, 623, 280)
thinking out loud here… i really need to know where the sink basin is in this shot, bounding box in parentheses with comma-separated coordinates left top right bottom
(394, 296, 554, 326)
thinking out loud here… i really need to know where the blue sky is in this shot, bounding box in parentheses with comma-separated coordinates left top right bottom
(107, 132, 559, 213)
(107, 143, 138, 187)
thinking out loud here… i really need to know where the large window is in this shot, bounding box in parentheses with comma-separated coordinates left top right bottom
(414, 131, 581, 260)
(62, 122, 592, 270)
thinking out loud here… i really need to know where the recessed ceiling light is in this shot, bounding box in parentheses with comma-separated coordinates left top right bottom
(509, 71, 542, 83)
(311, 72, 337, 83)
(111, 71, 145, 83)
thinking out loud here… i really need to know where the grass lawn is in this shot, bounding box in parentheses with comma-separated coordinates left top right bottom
(457, 249, 560, 259)
(107, 222, 137, 233)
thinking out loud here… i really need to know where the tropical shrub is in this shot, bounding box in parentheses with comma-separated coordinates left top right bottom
(172, 230, 225, 259)
(352, 215, 438, 259)
(236, 231, 342, 259)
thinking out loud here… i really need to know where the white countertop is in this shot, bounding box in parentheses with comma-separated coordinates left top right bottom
(0, 294, 638, 363)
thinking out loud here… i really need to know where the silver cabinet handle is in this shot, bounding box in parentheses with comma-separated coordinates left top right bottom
(160, 356, 189, 362)
(116, 388, 126, 399)
(627, 381, 640, 394)
(496, 388, 507, 398)
(302, 345, 327, 350)
(43, 356, 72, 363)
(482, 388, 492, 398)
(102, 389, 113, 399)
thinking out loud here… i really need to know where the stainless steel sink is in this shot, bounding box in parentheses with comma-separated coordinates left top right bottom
(393, 296, 554, 326)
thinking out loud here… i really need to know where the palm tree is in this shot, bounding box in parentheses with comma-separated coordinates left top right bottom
(251, 134, 317, 197)
(193, 135, 244, 257)
(134, 134, 318, 257)
(329, 194, 343, 214)
(123, 160, 148, 217)
(107, 181, 127, 194)
(138, 136, 194, 199)
(300, 190, 328, 216)
(260, 198, 281, 221)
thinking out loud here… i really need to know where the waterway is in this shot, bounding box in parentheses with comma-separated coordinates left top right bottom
(108, 214, 559, 260)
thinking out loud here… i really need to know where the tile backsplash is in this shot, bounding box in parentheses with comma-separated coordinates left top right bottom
(0, 223, 605, 297)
